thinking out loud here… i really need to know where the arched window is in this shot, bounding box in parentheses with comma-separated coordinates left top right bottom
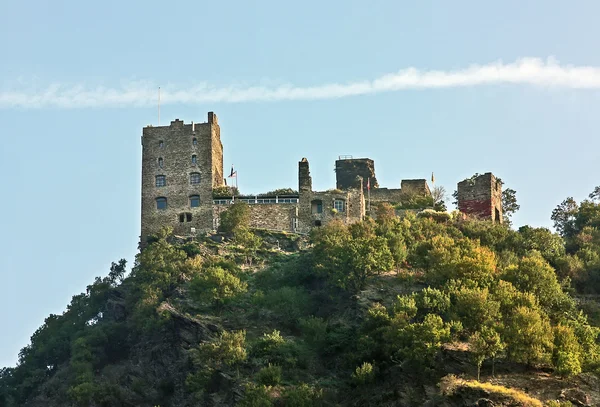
(334, 199, 345, 212)
(190, 172, 201, 185)
(158, 157, 163, 168)
(159, 140, 164, 148)
(155, 175, 166, 187)
(190, 195, 200, 208)
(192, 137, 198, 146)
(311, 199, 323, 214)
(156, 197, 167, 210)
(191, 155, 197, 165)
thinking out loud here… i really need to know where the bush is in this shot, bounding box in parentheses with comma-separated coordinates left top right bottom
(219, 201, 250, 234)
(298, 316, 328, 347)
(254, 286, 312, 325)
(282, 383, 324, 407)
(239, 383, 273, 407)
(351, 362, 375, 386)
(189, 266, 248, 307)
(251, 330, 301, 368)
(255, 364, 282, 386)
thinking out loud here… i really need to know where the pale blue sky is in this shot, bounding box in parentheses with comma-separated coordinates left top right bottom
(1, 1, 600, 367)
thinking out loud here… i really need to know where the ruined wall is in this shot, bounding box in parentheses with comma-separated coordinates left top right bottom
(369, 188, 404, 204)
(400, 179, 431, 196)
(335, 158, 378, 190)
(140, 113, 223, 242)
(213, 204, 298, 232)
(457, 172, 502, 223)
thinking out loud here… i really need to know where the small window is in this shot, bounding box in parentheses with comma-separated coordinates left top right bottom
(186, 213, 192, 222)
(334, 199, 345, 212)
(190, 195, 200, 208)
(191, 155, 197, 165)
(155, 175, 166, 187)
(179, 213, 185, 223)
(190, 172, 201, 185)
(192, 138, 197, 146)
(314, 220, 322, 227)
(156, 197, 167, 210)
(158, 157, 163, 168)
(159, 140, 164, 148)
(311, 200, 323, 214)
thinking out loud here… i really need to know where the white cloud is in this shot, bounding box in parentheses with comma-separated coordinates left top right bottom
(2, 57, 600, 109)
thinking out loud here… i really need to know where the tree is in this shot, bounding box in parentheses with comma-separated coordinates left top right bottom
(469, 326, 504, 380)
(311, 220, 394, 292)
(501, 188, 520, 224)
(553, 324, 582, 376)
(189, 266, 248, 307)
(503, 306, 553, 365)
(551, 198, 579, 238)
(431, 185, 448, 211)
(219, 201, 250, 234)
(589, 186, 600, 202)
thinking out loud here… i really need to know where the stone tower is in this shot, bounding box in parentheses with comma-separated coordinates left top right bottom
(457, 172, 502, 223)
(140, 112, 224, 243)
(335, 157, 378, 191)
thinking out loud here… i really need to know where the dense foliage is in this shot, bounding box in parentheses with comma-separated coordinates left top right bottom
(2, 189, 600, 406)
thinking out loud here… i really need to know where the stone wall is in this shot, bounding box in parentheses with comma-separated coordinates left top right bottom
(457, 172, 502, 223)
(335, 158, 378, 190)
(140, 113, 223, 243)
(369, 188, 404, 204)
(213, 203, 298, 232)
(400, 179, 431, 196)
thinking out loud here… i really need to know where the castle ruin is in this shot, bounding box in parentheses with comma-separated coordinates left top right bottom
(140, 112, 501, 242)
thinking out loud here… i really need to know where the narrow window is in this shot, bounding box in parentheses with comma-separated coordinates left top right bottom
(158, 157, 163, 168)
(159, 140, 164, 148)
(190, 195, 200, 208)
(179, 213, 185, 223)
(311, 199, 323, 214)
(186, 213, 192, 222)
(334, 199, 345, 212)
(155, 175, 166, 187)
(190, 172, 201, 185)
(191, 155, 197, 165)
(156, 197, 167, 210)
(192, 137, 197, 146)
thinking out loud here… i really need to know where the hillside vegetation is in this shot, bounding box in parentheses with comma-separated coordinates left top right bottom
(1, 188, 600, 407)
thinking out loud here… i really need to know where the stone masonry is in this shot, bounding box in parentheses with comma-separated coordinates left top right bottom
(140, 112, 502, 243)
(456, 172, 503, 223)
(140, 113, 223, 243)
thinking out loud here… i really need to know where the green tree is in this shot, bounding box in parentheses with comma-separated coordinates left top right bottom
(219, 201, 251, 234)
(503, 306, 553, 365)
(189, 266, 248, 307)
(553, 324, 582, 376)
(469, 326, 504, 380)
(551, 198, 579, 238)
(312, 219, 394, 292)
(501, 187, 520, 225)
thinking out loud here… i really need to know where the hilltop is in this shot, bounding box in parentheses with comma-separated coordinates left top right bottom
(1, 187, 600, 407)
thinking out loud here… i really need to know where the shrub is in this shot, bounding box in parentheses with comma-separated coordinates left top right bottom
(251, 330, 300, 368)
(254, 287, 312, 325)
(219, 201, 250, 234)
(239, 383, 273, 407)
(189, 266, 248, 307)
(351, 362, 375, 386)
(282, 383, 324, 407)
(298, 316, 328, 347)
(255, 364, 282, 386)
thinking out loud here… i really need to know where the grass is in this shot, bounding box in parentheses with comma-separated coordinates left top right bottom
(440, 375, 544, 407)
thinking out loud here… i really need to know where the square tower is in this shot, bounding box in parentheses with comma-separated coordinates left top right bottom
(335, 157, 378, 191)
(140, 112, 224, 243)
(457, 172, 502, 223)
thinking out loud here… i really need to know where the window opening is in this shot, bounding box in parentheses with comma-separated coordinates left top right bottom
(314, 220, 322, 227)
(158, 157, 163, 168)
(192, 138, 197, 146)
(334, 199, 345, 212)
(155, 175, 166, 187)
(190, 195, 200, 208)
(190, 172, 201, 185)
(156, 197, 167, 210)
(311, 200, 323, 214)
(191, 155, 197, 165)
(186, 213, 192, 222)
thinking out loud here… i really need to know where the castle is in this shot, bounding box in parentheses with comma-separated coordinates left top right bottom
(140, 112, 502, 242)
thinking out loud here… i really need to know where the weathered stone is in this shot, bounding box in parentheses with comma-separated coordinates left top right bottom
(335, 157, 378, 190)
(560, 388, 591, 406)
(457, 172, 503, 223)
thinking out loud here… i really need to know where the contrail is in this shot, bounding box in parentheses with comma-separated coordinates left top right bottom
(1, 57, 600, 109)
